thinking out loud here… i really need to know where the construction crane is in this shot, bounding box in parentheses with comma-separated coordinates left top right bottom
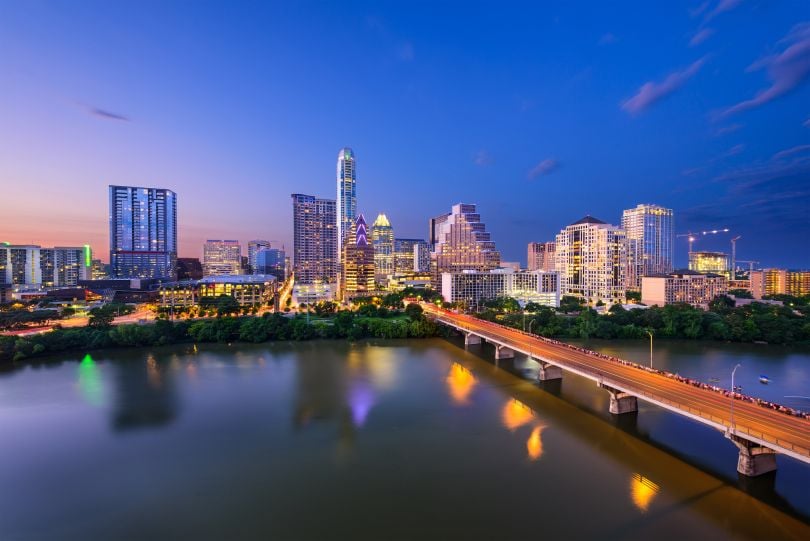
(676, 228, 730, 256)
(730, 236, 741, 277)
(735, 260, 759, 276)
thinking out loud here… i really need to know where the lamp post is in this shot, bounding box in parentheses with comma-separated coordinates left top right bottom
(528, 319, 537, 334)
(730, 363, 741, 434)
(645, 329, 653, 369)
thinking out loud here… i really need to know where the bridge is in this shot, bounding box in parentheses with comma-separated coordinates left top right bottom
(423, 304, 810, 477)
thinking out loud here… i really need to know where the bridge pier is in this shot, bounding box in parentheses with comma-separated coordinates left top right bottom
(464, 332, 481, 346)
(600, 383, 638, 415)
(536, 360, 562, 381)
(494, 345, 514, 360)
(728, 434, 777, 477)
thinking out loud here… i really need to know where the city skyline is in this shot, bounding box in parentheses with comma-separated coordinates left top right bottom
(1, 2, 809, 267)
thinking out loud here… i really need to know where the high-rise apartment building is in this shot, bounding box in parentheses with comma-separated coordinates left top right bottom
(203, 240, 242, 276)
(42, 247, 92, 287)
(414, 242, 431, 273)
(0, 245, 41, 286)
(109, 185, 177, 279)
(247, 240, 271, 274)
(336, 147, 357, 257)
(750, 269, 810, 299)
(371, 214, 394, 283)
(689, 251, 730, 279)
(341, 215, 375, 298)
(431, 204, 501, 293)
(555, 216, 627, 305)
(622, 204, 674, 290)
(394, 238, 429, 273)
(527, 241, 556, 272)
(291, 193, 338, 285)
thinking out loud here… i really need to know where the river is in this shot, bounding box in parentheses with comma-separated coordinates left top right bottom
(0, 338, 809, 540)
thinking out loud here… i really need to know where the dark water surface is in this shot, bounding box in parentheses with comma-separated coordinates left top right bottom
(1, 338, 809, 540)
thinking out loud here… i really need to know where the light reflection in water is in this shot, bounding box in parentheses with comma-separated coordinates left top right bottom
(630, 473, 660, 513)
(502, 399, 533, 431)
(146, 355, 161, 388)
(349, 379, 375, 427)
(77, 354, 103, 407)
(446, 363, 476, 405)
(526, 425, 545, 461)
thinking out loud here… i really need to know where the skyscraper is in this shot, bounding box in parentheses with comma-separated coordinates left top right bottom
(291, 193, 338, 284)
(42, 247, 92, 287)
(555, 215, 627, 305)
(527, 242, 556, 272)
(247, 240, 271, 274)
(371, 213, 394, 282)
(109, 185, 177, 279)
(336, 147, 357, 257)
(394, 238, 429, 273)
(342, 214, 375, 297)
(0, 245, 41, 286)
(203, 240, 242, 276)
(255, 248, 286, 281)
(431, 203, 501, 292)
(621, 204, 674, 290)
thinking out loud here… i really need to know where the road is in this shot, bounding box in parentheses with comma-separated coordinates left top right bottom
(424, 304, 810, 463)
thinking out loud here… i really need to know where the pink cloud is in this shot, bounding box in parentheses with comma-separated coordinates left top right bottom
(622, 57, 707, 115)
(527, 159, 559, 179)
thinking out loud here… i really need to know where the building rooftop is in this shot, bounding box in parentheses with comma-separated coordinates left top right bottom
(570, 215, 607, 226)
(198, 274, 277, 284)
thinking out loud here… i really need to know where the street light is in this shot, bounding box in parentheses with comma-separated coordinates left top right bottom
(528, 319, 537, 334)
(730, 363, 741, 434)
(645, 329, 654, 369)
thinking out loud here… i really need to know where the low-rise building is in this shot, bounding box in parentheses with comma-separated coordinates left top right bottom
(441, 269, 560, 310)
(158, 274, 277, 309)
(750, 269, 810, 299)
(641, 270, 728, 308)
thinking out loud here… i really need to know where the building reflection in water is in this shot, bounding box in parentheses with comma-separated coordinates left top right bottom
(502, 398, 534, 431)
(112, 353, 178, 431)
(526, 425, 546, 461)
(630, 473, 660, 513)
(446, 363, 476, 405)
(77, 354, 104, 407)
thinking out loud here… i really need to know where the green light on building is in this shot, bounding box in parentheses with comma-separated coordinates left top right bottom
(84, 245, 92, 267)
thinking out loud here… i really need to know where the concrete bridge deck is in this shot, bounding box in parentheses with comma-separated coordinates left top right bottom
(424, 305, 810, 475)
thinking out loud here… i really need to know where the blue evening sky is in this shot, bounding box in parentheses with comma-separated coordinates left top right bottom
(1, 1, 808, 267)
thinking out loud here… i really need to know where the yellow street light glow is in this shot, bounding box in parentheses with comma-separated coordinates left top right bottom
(630, 473, 660, 513)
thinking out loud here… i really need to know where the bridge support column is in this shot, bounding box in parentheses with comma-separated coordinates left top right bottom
(494, 345, 514, 360)
(728, 434, 777, 477)
(464, 332, 481, 346)
(536, 361, 562, 381)
(600, 384, 638, 415)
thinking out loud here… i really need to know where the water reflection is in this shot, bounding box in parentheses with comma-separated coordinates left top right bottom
(77, 354, 104, 407)
(446, 363, 476, 405)
(502, 399, 533, 431)
(630, 473, 660, 513)
(526, 425, 545, 461)
(112, 354, 178, 431)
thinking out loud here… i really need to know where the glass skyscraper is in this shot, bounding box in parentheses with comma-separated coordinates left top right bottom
(336, 147, 357, 257)
(371, 213, 394, 282)
(109, 185, 177, 279)
(621, 204, 674, 290)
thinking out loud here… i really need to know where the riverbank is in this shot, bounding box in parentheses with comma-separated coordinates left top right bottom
(0, 309, 442, 363)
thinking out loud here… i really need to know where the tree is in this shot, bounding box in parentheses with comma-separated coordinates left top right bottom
(215, 295, 240, 317)
(61, 307, 76, 318)
(729, 288, 753, 299)
(626, 291, 641, 302)
(558, 296, 584, 314)
(88, 307, 114, 328)
(404, 303, 424, 321)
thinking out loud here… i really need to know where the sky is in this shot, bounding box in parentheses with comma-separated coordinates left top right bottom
(0, 0, 808, 267)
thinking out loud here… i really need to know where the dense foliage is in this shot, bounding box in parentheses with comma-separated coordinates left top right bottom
(477, 294, 810, 344)
(0, 305, 441, 363)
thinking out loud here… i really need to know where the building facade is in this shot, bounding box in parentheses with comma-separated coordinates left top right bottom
(255, 248, 286, 281)
(176, 257, 203, 280)
(336, 147, 357, 257)
(555, 216, 627, 305)
(158, 274, 277, 309)
(46, 247, 92, 287)
(370, 214, 394, 283)
(641, 271, 728, 308)
(527, 241, 556, 272)
(341, 215, 375, 298)
(750, 269, 810, 299)
(291, 193, 338, 285)
(203, 240, 242, 276)
(394, 238, 429, 273)
(0, 245, 41, 286)
(247, 240, 271, 274)
(689, 251, 730, 279)
(441, 269, 560, 310)
(109, 185, 177, 279)
(621, 204, 674, 290)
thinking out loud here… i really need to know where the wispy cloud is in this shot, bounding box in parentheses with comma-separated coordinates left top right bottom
(702, 0, 742, 24)
(527, 158, 559, 179)
(598, 33, 617, 46)
(772, 144, 810, 161)
(86, 106, 130, 122)
(689, 28, 714, 46)
(715, 123, 743, 136)
(719, 22, 810, 117)
(804, 117, 810, 128)
(622, 57, 707, 115)
(473, 150, 493, 167)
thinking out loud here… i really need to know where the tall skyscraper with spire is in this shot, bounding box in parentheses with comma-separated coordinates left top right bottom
(336, 147, 357, 257)
(371, 213, 394, 283)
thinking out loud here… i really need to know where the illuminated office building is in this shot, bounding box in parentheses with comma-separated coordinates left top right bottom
(621, 204, 674, 290)
(255, 248, 286, 281)
(291, 193, 337, 285)
(555, 216, 627, 305)
(689, 251, 729, 279)
(109, 185, 177, 279)
(527, 242, 556, 271)
(341, 215, 375, 298)
(370, 214, 394, 283)
(336, 147, 357, 257)
(750, 269, 810, 299)
(247, 240, 271, 274)
(431, 203, 501, 292)
(395, 238, 429, 273)
(203, 240, 242, 276)
(158, 274, 277, 309)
